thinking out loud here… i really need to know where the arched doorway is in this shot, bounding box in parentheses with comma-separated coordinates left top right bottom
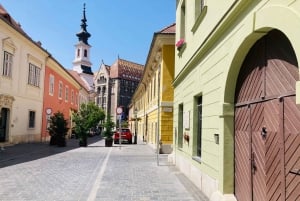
(234, 30, 300, 201)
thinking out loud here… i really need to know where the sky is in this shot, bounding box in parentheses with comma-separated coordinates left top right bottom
(1, 0, 175, 72)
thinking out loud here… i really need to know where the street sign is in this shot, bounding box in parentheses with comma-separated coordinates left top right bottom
(116, 107, 123, 115)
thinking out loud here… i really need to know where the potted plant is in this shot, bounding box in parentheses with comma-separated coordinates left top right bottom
(73, 103, 105, 147)
(176, 38, 186, 51)
(184, 132, 190, 144)
(48, 111, 69, 147)
(102, 114, 115, 147)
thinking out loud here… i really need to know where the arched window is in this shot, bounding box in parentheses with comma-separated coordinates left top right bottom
(77, 49, 80, 57)
(102, 86, 106, 95)
(84, 49, 87, 57)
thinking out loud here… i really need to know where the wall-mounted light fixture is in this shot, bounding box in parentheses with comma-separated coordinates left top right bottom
(214, 133, 219, 144)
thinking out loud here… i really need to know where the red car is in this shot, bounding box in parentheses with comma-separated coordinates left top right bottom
(114, 128, 133, 144)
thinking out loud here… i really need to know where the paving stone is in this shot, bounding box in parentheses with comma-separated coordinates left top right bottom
(0, 137, 208, 201)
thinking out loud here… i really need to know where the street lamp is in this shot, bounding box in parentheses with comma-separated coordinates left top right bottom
(134, 108, 138, 144)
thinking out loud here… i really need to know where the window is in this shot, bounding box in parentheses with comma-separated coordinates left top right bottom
(195, 0, 205, 18)
(102, 97, 106, 106)
(178, 103, 184, 148)
(29, 111, 35, 128)
(3, 51, 13, 77)
(49, 74, 54, 95)
(71, 90, 74, 104)
(192, 0, 207, 32)
(58, 81, 63, 99)
(28, 63, 41, 87)
(180, 0, 186, 39)
(153, 75, 156, 98)
(111, 83, 115, 94)
(84, 49, 87, 57)
(77, 49, 80, 57)
(196, 96, 202, 157)
(75, 93, 78, 105)
(65, 86, 69, 102)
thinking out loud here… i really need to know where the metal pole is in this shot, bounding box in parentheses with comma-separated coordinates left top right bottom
(119, 115, 121, 149)
(156, 64, 161, 166)
(134, 109, 137, 144)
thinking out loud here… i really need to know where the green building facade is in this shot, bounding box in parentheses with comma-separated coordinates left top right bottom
(172, 1, 300, 201)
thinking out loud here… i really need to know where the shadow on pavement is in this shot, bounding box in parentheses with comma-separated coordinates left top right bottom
(0, 135, 103, 168)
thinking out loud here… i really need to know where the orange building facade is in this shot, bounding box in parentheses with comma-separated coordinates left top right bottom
(42, 58, 81, 141)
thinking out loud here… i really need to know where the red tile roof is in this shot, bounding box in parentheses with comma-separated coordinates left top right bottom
(0, 4, 30, 39)
(0, 4, 48, 52)
(68, 70, 90, 91)
(109, 58, 144, 81)
(158, 23, 176, 34)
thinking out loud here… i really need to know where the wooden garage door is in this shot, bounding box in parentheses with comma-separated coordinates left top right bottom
(283, 96, 300, 201)
(234, 30, 299, 201)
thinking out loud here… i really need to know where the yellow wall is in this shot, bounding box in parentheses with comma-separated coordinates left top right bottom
(162, 45, 175, 101)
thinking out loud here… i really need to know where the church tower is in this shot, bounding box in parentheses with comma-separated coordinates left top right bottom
(73, 3, 93, 75)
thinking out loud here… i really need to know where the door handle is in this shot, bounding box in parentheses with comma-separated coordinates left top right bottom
(289, 169, 300, 175)
(261, 127, 267, 139)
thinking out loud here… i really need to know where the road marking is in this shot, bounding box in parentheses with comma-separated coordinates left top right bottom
(87, 147, 112, 201)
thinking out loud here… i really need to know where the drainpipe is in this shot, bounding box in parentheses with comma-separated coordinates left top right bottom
(156, 64, 161, 166)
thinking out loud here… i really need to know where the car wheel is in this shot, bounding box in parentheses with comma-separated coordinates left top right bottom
(129, 139, 132, 144)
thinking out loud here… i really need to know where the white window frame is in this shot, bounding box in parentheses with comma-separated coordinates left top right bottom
(65, 85, 69, 102)
(49, 74, 54, 96)
(71, 89, 74, 104)
(58, 81, 63, 99)
(3, 51, 13, 77)
(28, 63, 41, 87)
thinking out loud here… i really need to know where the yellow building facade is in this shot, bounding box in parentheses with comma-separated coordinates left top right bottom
(130, 24, 175, 153)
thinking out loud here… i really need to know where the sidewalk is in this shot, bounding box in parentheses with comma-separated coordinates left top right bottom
(0, 137, 209, 201)
(0, 136, 100, 166)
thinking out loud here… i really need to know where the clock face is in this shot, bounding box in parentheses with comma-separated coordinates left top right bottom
(46, 108, 52, 115)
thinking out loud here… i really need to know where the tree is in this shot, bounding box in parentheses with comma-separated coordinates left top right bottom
(72, 102, 105, 146)
(102, 114, 115, 147)
(49, 111, 69, 147)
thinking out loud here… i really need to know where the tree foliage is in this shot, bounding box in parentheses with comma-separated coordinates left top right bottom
(49, 111, 69, 147)
(102, 114, 115, 140)
(72, 102, 105, 146)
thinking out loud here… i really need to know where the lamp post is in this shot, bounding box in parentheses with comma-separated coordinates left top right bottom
(134, 108, 138, 144)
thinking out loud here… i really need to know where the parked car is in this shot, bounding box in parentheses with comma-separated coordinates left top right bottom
(114, 128, 133, 144)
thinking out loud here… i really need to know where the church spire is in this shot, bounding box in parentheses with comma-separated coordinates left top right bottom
(76, 3, 91, 45)
(72, 3, 93, 75)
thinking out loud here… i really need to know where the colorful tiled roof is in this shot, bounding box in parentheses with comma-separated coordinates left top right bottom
(0, 4, 47, 51)
(109, 58, 144, 82)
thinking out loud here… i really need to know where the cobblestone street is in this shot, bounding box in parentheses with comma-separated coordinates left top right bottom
(0, 137, 208, 201)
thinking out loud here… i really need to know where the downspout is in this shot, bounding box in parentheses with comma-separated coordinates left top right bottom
(156, 64, 161, 166)
(141, 82, 147, 142)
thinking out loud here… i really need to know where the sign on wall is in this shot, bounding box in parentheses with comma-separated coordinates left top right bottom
(184, 111, 190, 129)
